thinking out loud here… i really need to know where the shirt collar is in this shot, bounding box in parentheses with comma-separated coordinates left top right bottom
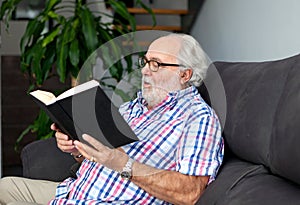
(168, 85, 198, 100)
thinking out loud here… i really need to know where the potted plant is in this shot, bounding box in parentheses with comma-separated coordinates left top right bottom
(0, 0, 154, 149)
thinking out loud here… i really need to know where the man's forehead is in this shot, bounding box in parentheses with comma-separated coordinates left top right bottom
(147, 36, 182, 59)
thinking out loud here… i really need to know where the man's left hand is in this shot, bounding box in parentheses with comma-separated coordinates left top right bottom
(74, 134, 127, 172)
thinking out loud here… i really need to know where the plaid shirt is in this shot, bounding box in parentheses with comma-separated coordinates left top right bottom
(49, 86, 224, 205)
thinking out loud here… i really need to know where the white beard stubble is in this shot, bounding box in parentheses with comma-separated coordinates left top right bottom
(142, 72, 182, 108)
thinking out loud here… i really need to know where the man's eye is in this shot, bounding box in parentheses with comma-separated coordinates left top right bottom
(152, 61, 159, 68)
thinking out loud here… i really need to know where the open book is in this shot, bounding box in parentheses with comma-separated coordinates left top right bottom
(30, 80, 138, 148)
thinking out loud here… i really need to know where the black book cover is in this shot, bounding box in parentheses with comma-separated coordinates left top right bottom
(30, 80, 138, 148)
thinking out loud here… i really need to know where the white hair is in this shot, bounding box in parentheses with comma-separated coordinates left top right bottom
(168, 33, 210, 87)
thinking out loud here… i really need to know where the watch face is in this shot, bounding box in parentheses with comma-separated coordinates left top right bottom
(120, 171, 131, 179)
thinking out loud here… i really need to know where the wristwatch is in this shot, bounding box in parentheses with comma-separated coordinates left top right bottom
(120, 157, 134, 180)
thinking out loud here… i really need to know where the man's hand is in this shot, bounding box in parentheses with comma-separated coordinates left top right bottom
(50, 123, 83, 162)
(74, 134, 127, 172)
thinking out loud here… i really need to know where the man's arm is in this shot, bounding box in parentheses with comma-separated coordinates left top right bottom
(74, 134, 209, 205)
(131, 162, 209, 205)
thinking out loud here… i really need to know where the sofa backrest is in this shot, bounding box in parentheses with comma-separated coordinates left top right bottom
(201, 54, 300, 185)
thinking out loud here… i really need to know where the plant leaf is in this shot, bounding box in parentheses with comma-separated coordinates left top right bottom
(14, 124, 35, 152)
(35, 110, 53, 138)
(31, 42, 46, 85)
(42, 41, 56, 81)
(110, 0, 136, 31)
(44, 0, 62, 13)
(80, 6, 99, 53)
(135, 0, 156, 26)
(40, 131, 55, 140)
(124, 55, 133, 73)
(20, 18, 45, 54)
(56, 20, 74, 82)
(69, 39, 80, 67)
(42, 26, 60, 47)
(56, 35, 68, 82)
(0, 0, 22, 30)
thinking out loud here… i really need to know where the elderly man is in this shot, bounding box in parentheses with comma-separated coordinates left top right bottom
(0, 33, 224, 205)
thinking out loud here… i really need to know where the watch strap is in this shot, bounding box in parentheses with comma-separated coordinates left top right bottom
(120, 157, 134, 179)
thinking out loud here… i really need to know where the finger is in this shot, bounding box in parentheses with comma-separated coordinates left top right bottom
(57, 143, 76, 152)
(82, 134, 107, 151)
(51, 123, 61, 132)
(73, 141, 88, 158)
(55, 132, 73, 144)
(56, 138, 73, 146)
(50, 123, 56, 130)
(55, 131, 69, 140)
(58, 144, 77, 153)
(56, 132, 76, 153)
(73, 140, 86, 154)
(77, 141, 98, 157)
(74, 140, 98, 161)
(57, 140, 74, 148)
(56, 138, 74, 148)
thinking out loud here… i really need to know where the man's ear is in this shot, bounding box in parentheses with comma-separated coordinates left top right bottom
(180, 69, 193, 84)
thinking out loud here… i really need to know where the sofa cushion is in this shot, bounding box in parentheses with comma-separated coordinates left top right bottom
(198, 158, 300, 205)
(204, 54, 299, 168)
(21, 137, 76, 182)
(214, 56, 296, 165)
(200, 54, 300, 185)
(269, 56, 300, 185)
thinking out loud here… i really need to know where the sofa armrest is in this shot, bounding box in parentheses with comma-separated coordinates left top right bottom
(21, 137, 76, 182)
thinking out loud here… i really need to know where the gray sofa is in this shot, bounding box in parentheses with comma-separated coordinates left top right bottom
(21, 53, 300, 204)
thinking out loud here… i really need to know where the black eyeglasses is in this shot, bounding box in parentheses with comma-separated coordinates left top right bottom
(138, 56, 186, 72)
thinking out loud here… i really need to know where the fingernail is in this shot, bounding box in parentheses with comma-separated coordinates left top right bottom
(73, 141, 79, 148)
(82, 134, 88, 140)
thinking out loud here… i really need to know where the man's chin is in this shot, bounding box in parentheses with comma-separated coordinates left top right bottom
(142, 87, 152, 95)
(142, 91, 151, 100)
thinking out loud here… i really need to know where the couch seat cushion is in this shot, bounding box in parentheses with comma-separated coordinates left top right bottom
(198, 157, 300, 205)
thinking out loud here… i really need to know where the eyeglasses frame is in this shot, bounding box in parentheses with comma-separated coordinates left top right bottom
(138, 56, 186, 72)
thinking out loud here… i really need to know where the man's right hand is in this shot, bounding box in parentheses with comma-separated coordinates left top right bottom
(51, 123, 83, 162)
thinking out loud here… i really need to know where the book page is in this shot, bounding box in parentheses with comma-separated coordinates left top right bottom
(56, 80, 100, 101)
(30, 90, 57, 105)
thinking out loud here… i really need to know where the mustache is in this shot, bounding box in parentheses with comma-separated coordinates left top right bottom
(142, 76, 154, 85)
(142, 76, 166, 92)
(142, 76, 171, 94)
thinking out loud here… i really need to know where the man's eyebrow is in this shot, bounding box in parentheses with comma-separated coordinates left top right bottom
(147, 56, 162, 62)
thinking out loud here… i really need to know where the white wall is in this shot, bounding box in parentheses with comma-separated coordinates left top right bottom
(191, 0, 300, 62)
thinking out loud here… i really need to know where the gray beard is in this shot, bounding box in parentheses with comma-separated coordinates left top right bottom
(142, 87, 168, 108)
(142, 75, 182, 108)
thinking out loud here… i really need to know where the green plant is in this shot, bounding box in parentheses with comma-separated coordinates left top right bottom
(1, 0, 153, 87)
(0, 0, 154, 150)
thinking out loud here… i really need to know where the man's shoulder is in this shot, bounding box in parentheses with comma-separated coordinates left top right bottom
(183, 92, 217, 119)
